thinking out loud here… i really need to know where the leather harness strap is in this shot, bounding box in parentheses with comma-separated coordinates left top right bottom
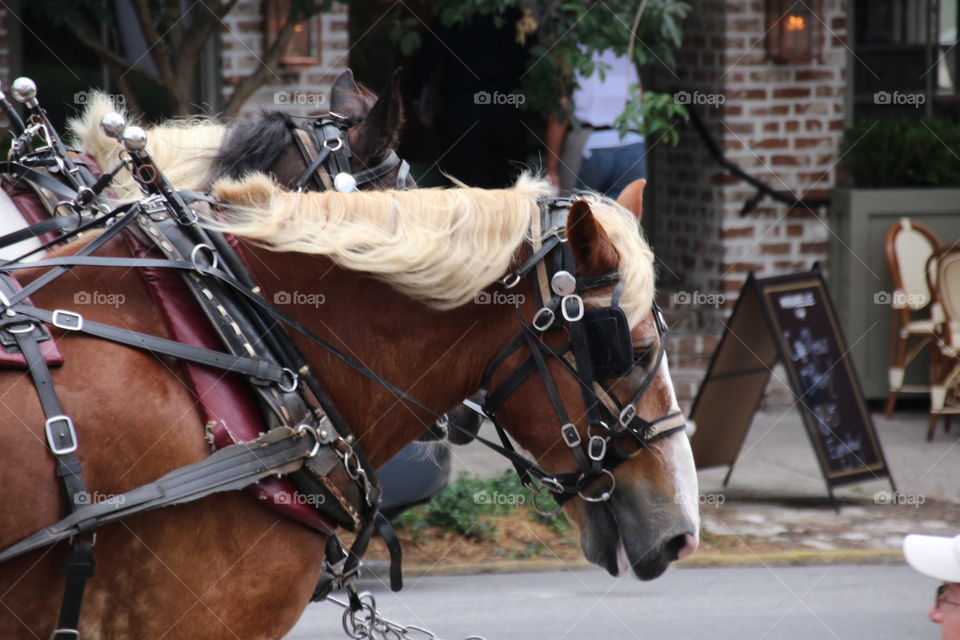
(0, 426, 321, 564)
(5, 295, 93, 640)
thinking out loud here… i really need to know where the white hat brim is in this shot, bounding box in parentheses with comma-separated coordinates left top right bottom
(903, 534, 960, 582)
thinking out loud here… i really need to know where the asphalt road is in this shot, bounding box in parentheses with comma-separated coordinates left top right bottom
(286, 564, 936, 639)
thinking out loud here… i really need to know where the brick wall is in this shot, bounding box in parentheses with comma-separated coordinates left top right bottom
(649, 1, 728, 303)
(718, 0, 846, 299)
(0, 10, 9, 91)
(220, 1, 349, 117)
(651, 0, 849, 405)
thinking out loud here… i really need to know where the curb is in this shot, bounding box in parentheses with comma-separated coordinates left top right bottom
(377, 549, 904, 578)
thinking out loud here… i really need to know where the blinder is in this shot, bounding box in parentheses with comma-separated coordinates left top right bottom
(583, 302, 633, 379)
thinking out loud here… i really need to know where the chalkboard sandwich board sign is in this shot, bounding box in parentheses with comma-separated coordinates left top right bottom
(689, 266, 895, 507)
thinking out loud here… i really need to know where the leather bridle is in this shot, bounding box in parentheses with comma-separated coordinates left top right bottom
(462, 197, 688, 508)
(287, 113, 411, 193)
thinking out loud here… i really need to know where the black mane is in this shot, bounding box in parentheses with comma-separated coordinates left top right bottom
(208, 111, 298, 183)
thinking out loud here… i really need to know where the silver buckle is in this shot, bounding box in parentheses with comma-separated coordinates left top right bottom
(140, 195, 167, 217)
(49, 630, 81, 640)
(561, 423, 581, 447)
(278, 367, 299, 393)
(45, 415, 78, 455)
(189, 243, 219, 272)
(52, 309, 83, 331)
(295, 423, 322, 458)
(499, 273, 521, 289)
(6, 322, 35, 334)
(561, 294, 584, 322)
(588, 435, 607, 461)
(578, 468, 616, 503)
(532, 307, 555, 331)
(618, 404, 636, 428)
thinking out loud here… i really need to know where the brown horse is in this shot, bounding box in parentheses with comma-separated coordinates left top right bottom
(0, 175, 698, 638)
(70, 69, 409, 201)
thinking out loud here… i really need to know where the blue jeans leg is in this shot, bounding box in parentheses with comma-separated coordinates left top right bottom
(576, 141, 646, 199)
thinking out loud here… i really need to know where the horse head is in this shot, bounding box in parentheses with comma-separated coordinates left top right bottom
(209, 69, 411, 192)
(212, 174, 698, 582)
(68, 68, 410, 202)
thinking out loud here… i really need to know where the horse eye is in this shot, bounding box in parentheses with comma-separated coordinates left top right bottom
(633, 343, 655, 369)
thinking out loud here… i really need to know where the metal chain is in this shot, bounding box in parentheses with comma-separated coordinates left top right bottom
(326, 592, 486, 640)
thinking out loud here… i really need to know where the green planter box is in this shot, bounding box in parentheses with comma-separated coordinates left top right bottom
(828, 188, 960, 400)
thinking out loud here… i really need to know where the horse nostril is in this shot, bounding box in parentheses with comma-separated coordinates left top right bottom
(666, 532, 698, 561)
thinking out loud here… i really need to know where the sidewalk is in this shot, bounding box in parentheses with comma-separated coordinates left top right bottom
(447, 405, 960, 557)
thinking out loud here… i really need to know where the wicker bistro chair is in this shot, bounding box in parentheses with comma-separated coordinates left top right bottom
(883, 218, 943, 418)
(927, 245, 960, 440)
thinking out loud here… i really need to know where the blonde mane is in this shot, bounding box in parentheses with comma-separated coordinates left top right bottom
(67, 92, 226, 202)
(211, 173, 656, 322)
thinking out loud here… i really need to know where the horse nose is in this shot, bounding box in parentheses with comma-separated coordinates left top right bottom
(668, 532, 699, 561)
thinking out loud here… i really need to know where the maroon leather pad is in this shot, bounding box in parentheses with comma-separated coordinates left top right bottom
(124, 232, 335, 535)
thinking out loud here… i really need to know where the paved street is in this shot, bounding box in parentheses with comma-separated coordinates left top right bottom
(287, 565, 935, 639)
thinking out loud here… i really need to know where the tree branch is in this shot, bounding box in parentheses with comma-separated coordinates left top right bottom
(131, 0, 178, 93)
(66, 19, 161, 87)
(221, 17, 298, 117)
(179, 0, 237, 79)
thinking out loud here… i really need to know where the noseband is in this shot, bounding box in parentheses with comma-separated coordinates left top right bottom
(473, 197, 687, 508)
(287, 113, 410, 193)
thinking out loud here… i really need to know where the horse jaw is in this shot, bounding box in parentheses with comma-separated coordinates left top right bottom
(573, 353, 700, 580)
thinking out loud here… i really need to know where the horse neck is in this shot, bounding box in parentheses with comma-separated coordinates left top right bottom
(242, 247, 526, 467)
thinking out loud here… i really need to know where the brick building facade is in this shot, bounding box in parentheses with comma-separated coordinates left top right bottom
(220, 1, 349, 117)
(650, 0, 850, 406)
(0, 1, 892, 409)
(0, 2, 348, 121)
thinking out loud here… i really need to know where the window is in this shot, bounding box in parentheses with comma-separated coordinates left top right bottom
(853, 0, 960, 120)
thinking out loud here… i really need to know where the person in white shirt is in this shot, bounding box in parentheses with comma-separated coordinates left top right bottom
(546, 49, 645, 198)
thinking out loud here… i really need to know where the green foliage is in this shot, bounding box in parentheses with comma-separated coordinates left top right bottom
(614, 86, 689, 145)
(841, 118, 960, 188)
(391, 0, 691, 141)
(392, 471, 571, 542)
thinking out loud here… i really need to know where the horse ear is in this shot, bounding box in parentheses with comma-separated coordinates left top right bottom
(616, 178, 646, 222)
(330, 69, 366, 121)
(566, 200, 619, 276)
(352, 68, 404, 161)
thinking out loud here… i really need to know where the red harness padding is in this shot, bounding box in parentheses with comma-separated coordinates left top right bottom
(124, 231, 336, 535)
